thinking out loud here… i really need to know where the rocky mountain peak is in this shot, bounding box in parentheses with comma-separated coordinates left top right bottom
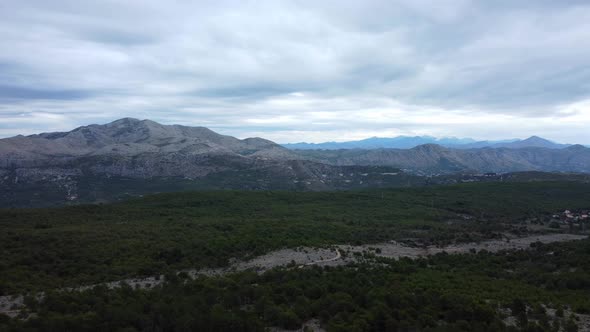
(566, 144, 588, 152)
(0, 118, 296, 160)
(522, 135, 550, 144)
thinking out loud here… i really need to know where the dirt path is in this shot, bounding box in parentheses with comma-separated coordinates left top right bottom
(304, 249, 341, 266)
(342, 233, 588, 260)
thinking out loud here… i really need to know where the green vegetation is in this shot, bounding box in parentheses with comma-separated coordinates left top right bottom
(1, 181, 590, 295)
(1, 166, 425, 208)
(3, 239, 590, 331)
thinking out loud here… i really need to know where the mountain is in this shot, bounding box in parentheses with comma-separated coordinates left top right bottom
(1, 118, 589, 207)
(283, 136, 478, 150)
(489, 136, 570, 149)
(0, 118, 291, 161)
(283, 135, 571, 150)
(283, 136, 480, 150)
(295, 144, 590, 174)
(0, 118, 421, 206)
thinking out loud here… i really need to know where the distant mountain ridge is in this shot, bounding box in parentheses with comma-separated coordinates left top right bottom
(1, 117, 291, 161)
(1, 118, 589, 207)
(296, 143, 590, 174)
(0, 118, 423, 206)
(283, 135, 570, 150)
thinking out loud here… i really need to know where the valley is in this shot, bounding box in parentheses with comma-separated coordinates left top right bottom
(2, 120, 590, 331)
(2, 1, 590, 330)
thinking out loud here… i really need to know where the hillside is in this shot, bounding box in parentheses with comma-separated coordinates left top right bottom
(295, 144, 590, 174)
(2, 182, 590, 331)
(1, 118, 590, 207)
(0, 118, 293, 162)
(2, 181, 590, 293)
(284, 135, 569, 150)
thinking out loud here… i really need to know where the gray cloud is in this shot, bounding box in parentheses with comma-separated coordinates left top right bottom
(0, 0, 589, 143)
(0, 85, 95, 101)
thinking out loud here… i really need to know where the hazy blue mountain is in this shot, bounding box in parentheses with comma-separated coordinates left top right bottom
(283, 135, 574, 150)
(489, 136, 570, 149)
(295, 143, 590, 174)
(283, 136, 521, 150)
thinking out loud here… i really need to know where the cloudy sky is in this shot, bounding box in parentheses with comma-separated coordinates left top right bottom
(1, 0, 590, 143)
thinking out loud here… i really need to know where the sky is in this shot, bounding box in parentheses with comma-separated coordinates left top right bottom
(1, 0, 590, 144)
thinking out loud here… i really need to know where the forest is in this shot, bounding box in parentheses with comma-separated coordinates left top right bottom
(1, 181, 590, 331)
(2, 238, 590, 331)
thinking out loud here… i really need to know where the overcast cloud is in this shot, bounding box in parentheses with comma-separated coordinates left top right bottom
(1, 0, 589, 143)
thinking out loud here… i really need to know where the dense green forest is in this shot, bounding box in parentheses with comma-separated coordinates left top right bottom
(2, 238, 590, 331)
(1, 182, 590, 295)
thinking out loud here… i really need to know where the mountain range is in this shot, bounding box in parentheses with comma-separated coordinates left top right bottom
(296, 143, 590, 174)
(283, 135, 571, 150)
(1, 118, 589, 207)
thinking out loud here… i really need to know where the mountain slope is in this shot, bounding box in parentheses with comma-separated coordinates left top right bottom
(1, 118, 292, 161)
(283, 136, 478, 149)
(490, 136, 570, 149)
(0, 119, 415, 206)
(294, 144, 590, 174)
(283, 135, 571, 150)
(1, 118, 589, 207)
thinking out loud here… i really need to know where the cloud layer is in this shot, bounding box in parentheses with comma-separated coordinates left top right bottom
(1, 0, 589, 143)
